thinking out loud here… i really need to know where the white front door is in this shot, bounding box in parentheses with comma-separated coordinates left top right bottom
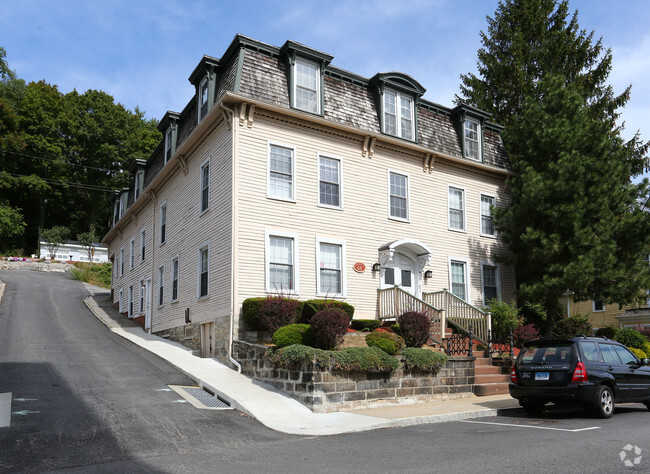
(144, 278, 152, 331)
(381, 253, 417, 296)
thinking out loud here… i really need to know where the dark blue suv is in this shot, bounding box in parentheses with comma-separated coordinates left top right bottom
(509, 336, 650, 418)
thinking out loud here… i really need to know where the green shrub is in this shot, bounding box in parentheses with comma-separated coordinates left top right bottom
(595, 326, 618, 339)
(552, 314, 592, 338)
(310, 308, 350, 350)
(629, 347, 647, 360)
(272, 324, 314, 348)
(489, 299, 520, 336)
(267, 345, 398, 372)
(616, 328, 647, 350)
(398, 311, 430, 347)
(644, 342, 650, 356)
(70, 262, 112, 288)
(401, 348, 448, 372)
(365, 332, 405, 355)
(242, 297, 267, 329)
(350, 319, 381, 331)
(259, 296, 302, 332)
(391, 324, 400, 335)
(300, 299, 355, 322)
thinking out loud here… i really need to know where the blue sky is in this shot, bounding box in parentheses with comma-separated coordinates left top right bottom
(1, 0, 648, 147)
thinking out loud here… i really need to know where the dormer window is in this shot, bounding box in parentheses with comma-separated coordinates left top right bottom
(199, 77, 209, 121)
(134, 169, 145, 200)
(384, 89, 414, 140)
(164, 127, 172, 163)
(159, 111, 179, 165)
(295, 58, 320, 114)
(464, 118, 481, 160)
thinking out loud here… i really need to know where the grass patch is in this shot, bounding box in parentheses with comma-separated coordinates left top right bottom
(70, 262, 112, 288)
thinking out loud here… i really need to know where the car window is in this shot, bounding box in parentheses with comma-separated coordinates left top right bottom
(518, 343, 572, 365)
(600, 344, 622, 364)
(613, 345, 638, 365)
(580, 342, 599, 362)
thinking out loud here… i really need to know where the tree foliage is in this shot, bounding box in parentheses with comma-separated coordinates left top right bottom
(0, 201, 25, 242)
(459, 0, 650, 323)
(40, 225, 69, 258)
(0, 46, 160, 254)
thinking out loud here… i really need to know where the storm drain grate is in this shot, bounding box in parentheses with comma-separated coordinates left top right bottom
(179, 387, 231, 409)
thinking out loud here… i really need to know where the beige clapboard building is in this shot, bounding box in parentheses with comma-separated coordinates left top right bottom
(103, 35, 515, 363)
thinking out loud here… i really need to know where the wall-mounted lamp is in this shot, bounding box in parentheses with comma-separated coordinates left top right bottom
(185, 307, 191, 324)
(372, 263, 381, 272)
(424, 270, 433, 279)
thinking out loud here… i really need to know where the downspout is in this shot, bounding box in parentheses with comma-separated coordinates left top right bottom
(221, 103, 242, 373)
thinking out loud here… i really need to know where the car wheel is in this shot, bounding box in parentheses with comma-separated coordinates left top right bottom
(594, 385, 614, 418)
(522, 401, 545, 416)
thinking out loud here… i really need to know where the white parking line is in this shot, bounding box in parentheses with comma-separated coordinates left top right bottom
(0, 392, 11, 428)
(460, 420, 600, 432)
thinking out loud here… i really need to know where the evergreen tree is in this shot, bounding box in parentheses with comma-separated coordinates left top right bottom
(459, 0, 650, 326)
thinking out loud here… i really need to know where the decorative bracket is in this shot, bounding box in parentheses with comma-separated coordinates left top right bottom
(361, 136, 376, 158)
(178, 155, 188, 175)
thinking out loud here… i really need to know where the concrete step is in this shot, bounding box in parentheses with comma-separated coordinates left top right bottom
(474, 382, 510, 396)
(475, 365, 503, 375)
(474, 357, 493, 366)
(475, 373, 510, 384)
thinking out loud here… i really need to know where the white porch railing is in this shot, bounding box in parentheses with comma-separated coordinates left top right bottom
(422, 290, 491, 344)
(377, 287, 444, 345)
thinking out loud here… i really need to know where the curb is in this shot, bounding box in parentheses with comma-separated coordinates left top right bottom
(0, 279, 5, 304)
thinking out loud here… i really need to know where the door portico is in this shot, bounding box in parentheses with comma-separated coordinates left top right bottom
(378, 239, 431, 299)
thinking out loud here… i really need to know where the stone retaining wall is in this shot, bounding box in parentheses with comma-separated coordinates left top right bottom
(156, 324, 201, 353)
(233, 340, 475, 413)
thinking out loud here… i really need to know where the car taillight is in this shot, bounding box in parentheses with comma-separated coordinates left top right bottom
(510, 366, 518, 383)
(571, 361, 588, 383)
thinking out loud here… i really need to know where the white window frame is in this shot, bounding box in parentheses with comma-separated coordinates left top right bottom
(267, 142, 296, 202)
(317, 154, 343, 209)
(160, 202, 167, 246)
(265, 230, 300, 294)
(118, 288, 123, 313)
(448, 185, 467, 232)
(480, 261, 501, 306)
(140, 229, 146, 263)
(198, 76, 209, 122)
(464, 117, 481, 161)
(129, 238, 135, 270)
(200, 157, 210, 214)
(293, 58, 320, 114)
(114, 256, 119, 278)
(388, 170, 410, 222)
(197, 241, 210, 299)
(119, 247, 124, 276)
(448, 257, 471, 303)
(383, 88, 414, 141)
(593, 301, 605, 312)
(480, 193, 497, 237)
(134, 170, 144, 201)
(315, 237, 347, 297)
(128, 285, 134, 317)
(139, 279, 145, 314)
(158, 265, 165, 308)
(171, 255, 179, 303)
(164, 127, 172, 164)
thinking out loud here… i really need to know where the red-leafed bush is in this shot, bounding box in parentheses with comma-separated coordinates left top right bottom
(513, 322, 540, 348)
(259, 296, 302, 333)
(398, 311, 430, 347)
(310, 308, 350, 350)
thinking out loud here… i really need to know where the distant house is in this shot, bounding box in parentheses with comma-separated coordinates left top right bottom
(39, 240, 109, 263)
(566, 298, 650, 332)
(103, 35, 515, 363)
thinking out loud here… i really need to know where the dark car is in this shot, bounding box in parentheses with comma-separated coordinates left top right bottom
(509, 336, 650, 418)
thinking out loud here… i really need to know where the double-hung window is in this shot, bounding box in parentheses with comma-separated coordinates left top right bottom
(593, 301, 605, 312)
(448, 186, 466, 231)
(464, 118, 481, 160)
(129, 239, 135, 269)
(450, 259, 469, 302)
(317, 239, 345, 296)
(294, 58, 320, 114)
(481, 264, 499, 306)
(134, 170, 144, 200)
(160, 204, 167, 245)
(140, 229, 146, 262)
(389, 171, 409, 221)
(139, 279, 145, 313)
(318, 155, 341, 208)
(200, 159, 210, 213)
(268, 144, 295, 201)
(158, 265, 165, 307)
(198, 77, 209, 121)
(198, 244, 209, 298)
(384, 89, 414, 140)
(171, 256, 179, 302)
(480, 194, 496, 237)
(164, 128, 172, 164)
(266, 231, 298, 292)
(119, 248, 124, 276)
(128, 285, 133, 317)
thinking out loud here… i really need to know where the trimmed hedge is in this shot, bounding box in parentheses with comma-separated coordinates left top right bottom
(267, 344, 398, 373)
(310, 308, 350, 350)
(398, 311, 430, 347)
(242, 297, 267, 329)
(272, 324, 314, 348)
(259, 296, 303, 332)
(401, 348, 448, 372)
(552, 314, 592, 339)
(300, 299, 355, 322)
(350, 319, 381, 331)
(616, 328, 647, 350)
(365, 332, 405, 355)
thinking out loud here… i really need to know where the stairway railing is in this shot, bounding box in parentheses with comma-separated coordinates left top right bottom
(422, 290, 491, 345)
(377, 287, 444, 345)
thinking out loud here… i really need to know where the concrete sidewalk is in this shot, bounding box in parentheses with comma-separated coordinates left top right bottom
(82, 283, 520, 436)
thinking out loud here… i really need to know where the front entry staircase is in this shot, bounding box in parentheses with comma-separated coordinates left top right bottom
(377, 287, 511, 396)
